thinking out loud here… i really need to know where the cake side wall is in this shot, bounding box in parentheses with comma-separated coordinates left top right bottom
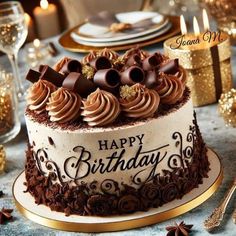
(25, 99, 195, 190)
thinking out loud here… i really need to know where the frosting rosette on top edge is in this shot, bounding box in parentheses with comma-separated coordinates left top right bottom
(27, 80, 56, 114)
(46, 87, 81, 123)
(176, 66, 187, 86)
(98, 48, 119, 61)
(81, 88, 120, 126)
(119, 83, 160, 118)
(53, 57, 70, 72)
(82, 51, 97, 64)
(156, 74, 184, 105)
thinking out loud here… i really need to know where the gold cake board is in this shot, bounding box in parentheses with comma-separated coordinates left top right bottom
(13, 148, 223, 233)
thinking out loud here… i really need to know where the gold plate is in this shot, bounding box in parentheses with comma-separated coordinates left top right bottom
(13, 148, 223, 233)
(58, 16, 180, 53)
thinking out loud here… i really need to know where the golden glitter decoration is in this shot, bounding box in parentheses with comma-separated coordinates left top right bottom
(0, 89, 14, 135)
(218, 88, 236, 127)
(120, 85, 137, 100)
(0, 145, 6, 174)
(164, 32, 233, 107)
(82, 65, 95, 80)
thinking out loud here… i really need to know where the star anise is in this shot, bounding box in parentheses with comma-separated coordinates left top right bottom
(166, 221, 193, 236)
(0, 208, 13, 224)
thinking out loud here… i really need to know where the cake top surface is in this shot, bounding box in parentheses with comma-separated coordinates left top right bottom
(25, 47, 188, 129)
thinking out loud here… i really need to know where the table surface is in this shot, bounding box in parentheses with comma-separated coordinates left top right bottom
(0, 36, 236, 236)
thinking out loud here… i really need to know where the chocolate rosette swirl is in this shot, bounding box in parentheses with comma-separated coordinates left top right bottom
(27, 79, 56, 114)
(46, 87, 81, 123)
(82, 51, 97, 64)
(118, 194, 140, 214)
(140, 182, 161, 201)
(161, 182, 179, 203)
(156, 74, 184, 105)
(53, 57, 70, 72)
(86, 194, 116, 216)
(98, 48, 119, 61)
(175, 66, 187, 86)
(119, 83, 160, 119)
(81, 88, 120, 126)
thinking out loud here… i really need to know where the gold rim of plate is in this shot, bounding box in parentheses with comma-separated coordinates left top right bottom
(58, 16, 180, 53)
(13, 147, 223, 233)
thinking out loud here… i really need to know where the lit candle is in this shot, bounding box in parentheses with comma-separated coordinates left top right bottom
(164, 11, 232, 107)
(33, 0, 60, 39)
(24, 13, 36, 42)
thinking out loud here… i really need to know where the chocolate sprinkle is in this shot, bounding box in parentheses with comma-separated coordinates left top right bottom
(48, 137, 54, 146)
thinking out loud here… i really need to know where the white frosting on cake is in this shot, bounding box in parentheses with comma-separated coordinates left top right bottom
(25, 97, 194, 189)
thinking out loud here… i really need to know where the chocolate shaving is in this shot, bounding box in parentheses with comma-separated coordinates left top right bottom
(25, 69, 41, 83)
(94, 68, 120, 89)
(121, 66, 144, 85)
(48, 42, 59, 57)
(158, 59, 179, 75)
(0, 190, 3, 198)
(40, 65, 65, 87)
(48, 137, 54, 146)
(142, 54, 160, 71)
(126, 54, 141, 67)
(144, 70, 158, 88)
(0, 208, 13, 224)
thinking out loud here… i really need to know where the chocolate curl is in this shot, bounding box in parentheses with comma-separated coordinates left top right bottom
(59, 59, 82, 75)
(121, 66, 144, 85)
(144, 70, 158, 89)
(62, 72, 96, 97)
(25, 69, 41, 83)
(126, 54, 141, 67)
(94, 68, 120, 90)
(158, 59, 179, 75)
(39, 64, 46, 72)
(40, 65, 65, 87)
(89, 56, 112, 70)
(142, 54, 160, 71)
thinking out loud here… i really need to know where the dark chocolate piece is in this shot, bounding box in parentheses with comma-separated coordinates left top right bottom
(39, 65, 46, 72)
(59, 59, 82, 75)
(0, 208, 13, 224)
(40, 65, 65, 87)
(145, 70, 158, 88)
(142, 54, 160, 71)
(121, 66, 144, 85)
(94, 68, 120, 89)
(89, 56, 112, 70)
(158, 59, 179, 75)
(126, 54, 141, 66)
(63, 72, 96, 97)
(0, 191, 3, 198)
(88, 11, 119, 27)
(25, 69, 41, 83)
(48, 42, 59, 57)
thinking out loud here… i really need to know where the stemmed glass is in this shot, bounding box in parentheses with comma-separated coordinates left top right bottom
(0, 1, 28, 101)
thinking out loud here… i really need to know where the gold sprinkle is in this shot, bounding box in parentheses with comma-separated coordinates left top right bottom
(82, 65, 95, 80)
(120, 85, 137, 100)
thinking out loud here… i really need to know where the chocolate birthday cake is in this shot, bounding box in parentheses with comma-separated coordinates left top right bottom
(24, 48, 210, 216)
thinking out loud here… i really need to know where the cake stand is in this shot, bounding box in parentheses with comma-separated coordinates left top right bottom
(13, 147, 223, 232)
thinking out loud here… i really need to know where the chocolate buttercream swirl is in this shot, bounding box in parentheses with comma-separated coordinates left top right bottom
(118, 194, 140, 214)
(82, 51, 97, 64)
(82, 88, 120, 126)
(175, 66, 187, 86)
(98, 48, 119, 61)
(27, 79, 56, 114)
(121, 47, 148, 61)
(53, 57, 71, 72)
(119, 84, 160, 119)
(140, 182, 161, 201)
(46, 87, 81, 123)
(156, 74, 184, 105)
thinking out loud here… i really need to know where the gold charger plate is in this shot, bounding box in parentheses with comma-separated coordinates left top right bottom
(13, 148, 223, 233)
(58, 16, 180, 53)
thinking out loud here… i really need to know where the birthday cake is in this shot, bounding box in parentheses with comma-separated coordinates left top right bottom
(24, 48, 210, 216)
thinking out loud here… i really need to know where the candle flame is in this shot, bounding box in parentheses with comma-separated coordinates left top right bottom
(40, 0, 49, 10)
(180, 15, 187, 35)
(33, 39, 41, 48)
(193, 17, 200, 36)
(202, 9, 210, 31)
